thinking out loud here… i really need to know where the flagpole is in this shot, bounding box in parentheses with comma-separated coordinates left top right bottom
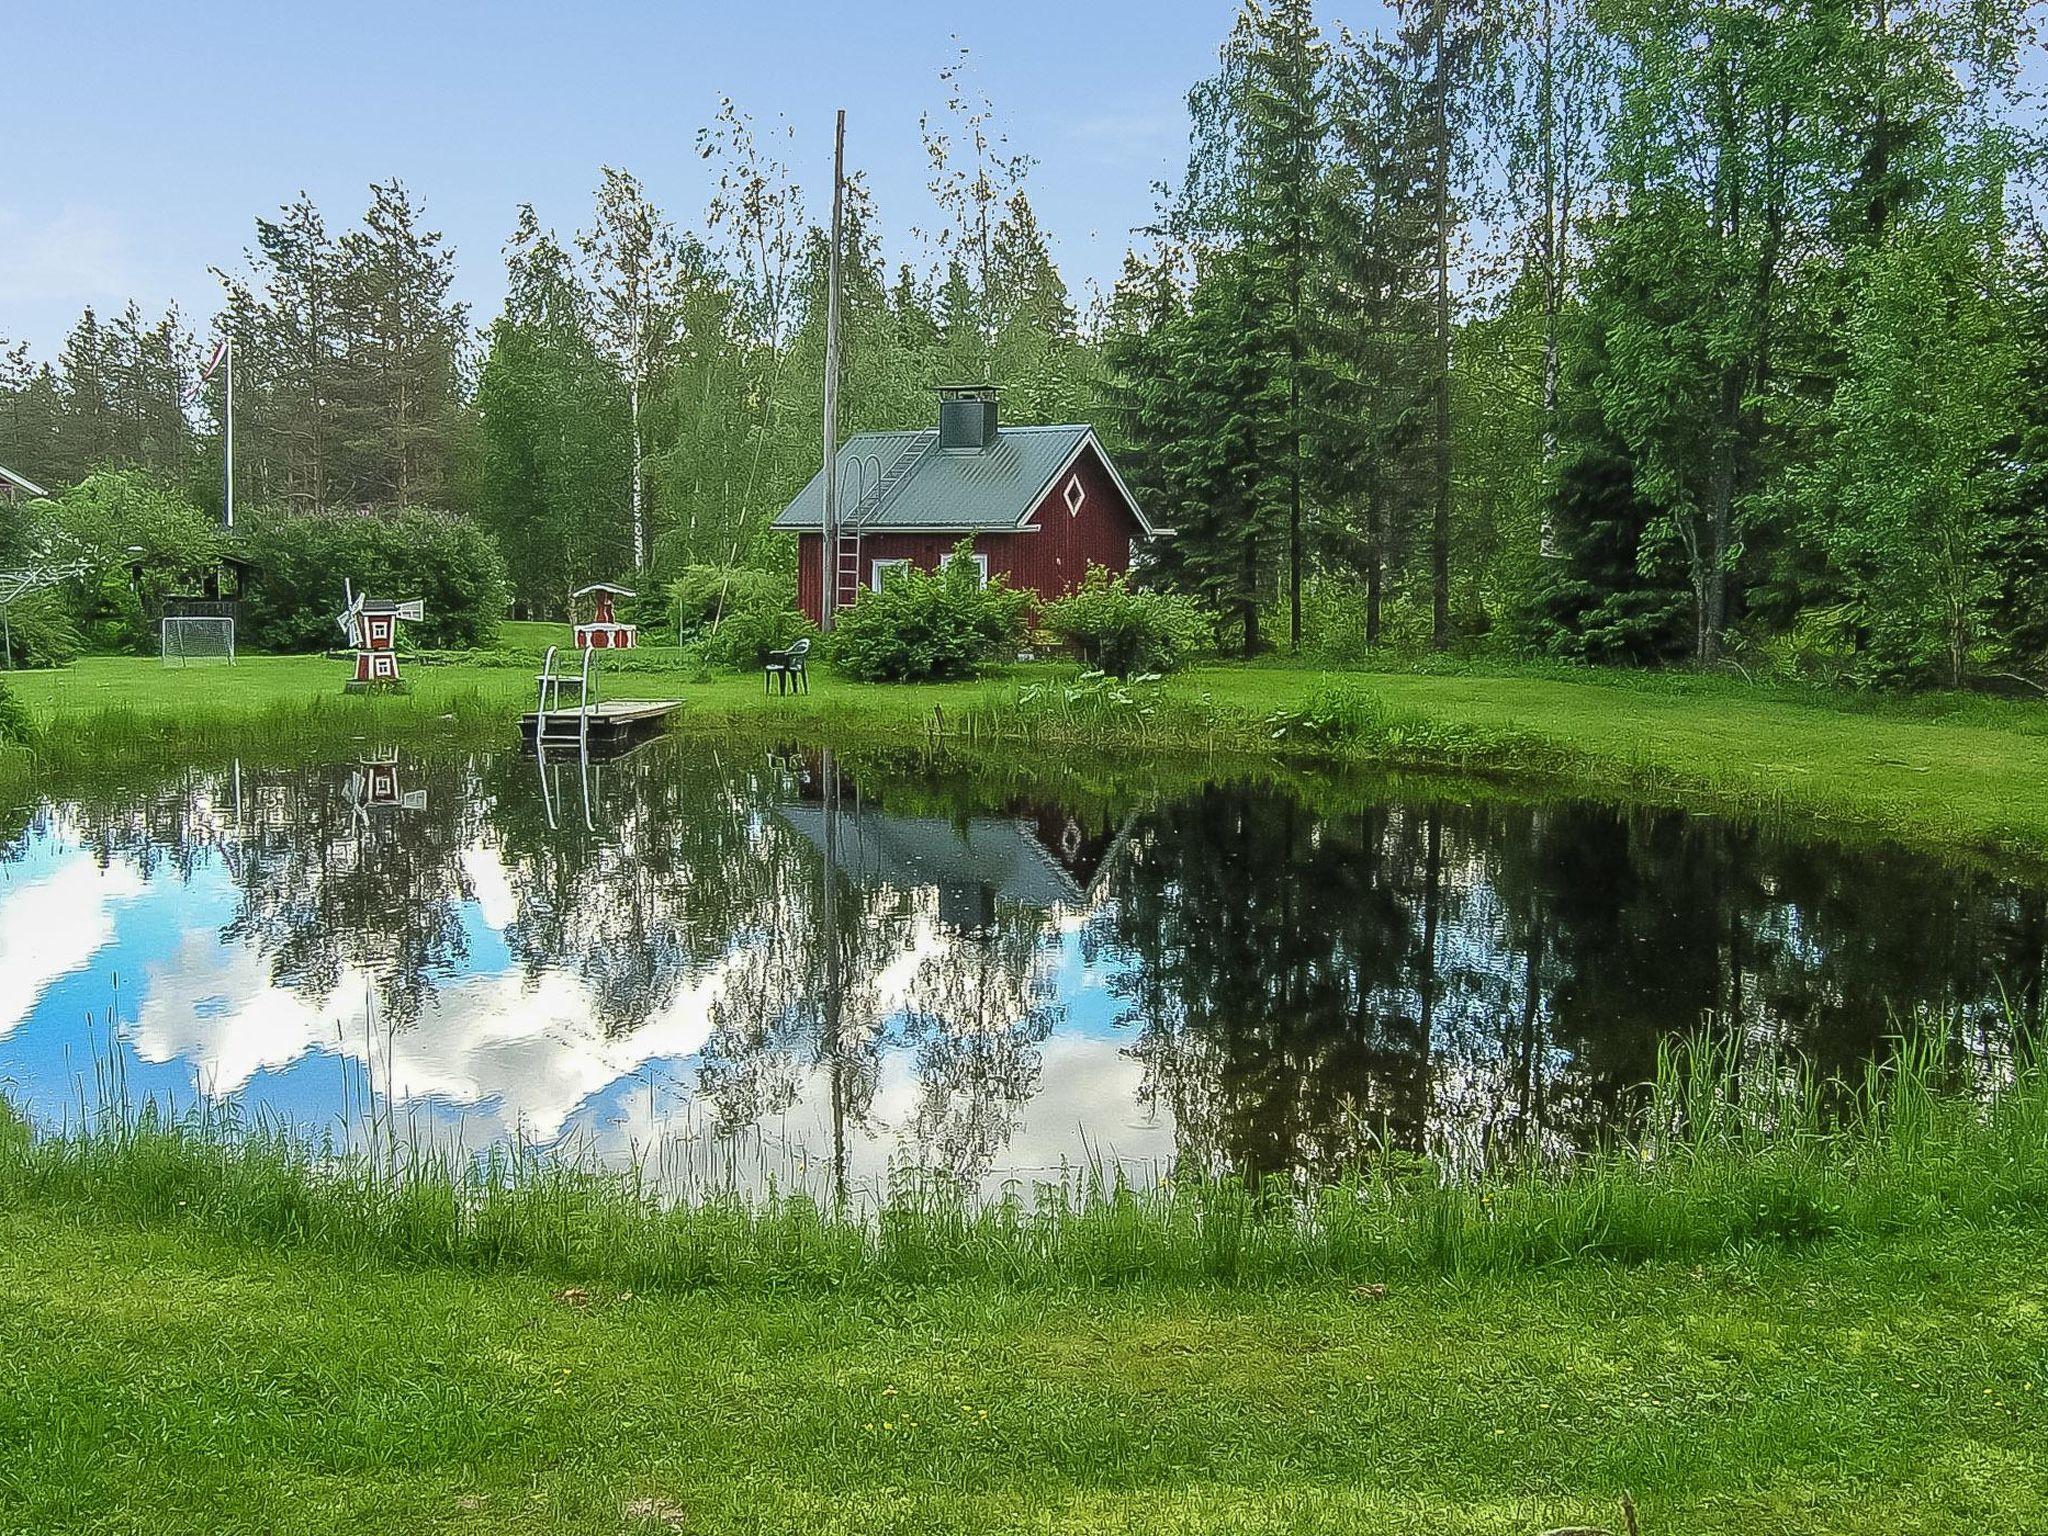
(223, 335, 234, 532)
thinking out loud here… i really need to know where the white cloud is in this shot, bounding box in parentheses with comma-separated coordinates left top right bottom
(0, 849, 144, 1038)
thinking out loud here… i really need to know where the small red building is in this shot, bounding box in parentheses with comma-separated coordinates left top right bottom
(773, 386, 1165, 624)
(573, 583, 638, 649)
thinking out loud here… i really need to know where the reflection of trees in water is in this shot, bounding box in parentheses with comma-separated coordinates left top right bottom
(22, 751, 2048, 1184)
(479, 747, 792, 1038)
(1097, 787, 2048, 1176)
(27, 760, 480, 1028)
(692, 751, 1067, 1194)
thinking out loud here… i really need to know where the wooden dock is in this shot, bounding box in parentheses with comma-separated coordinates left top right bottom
(520, 698, 682, 752)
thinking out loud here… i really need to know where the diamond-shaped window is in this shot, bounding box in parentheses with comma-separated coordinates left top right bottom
(1064, 475, 1086, 516)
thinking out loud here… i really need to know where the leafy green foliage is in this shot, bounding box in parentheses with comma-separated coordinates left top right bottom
(826, 545, 1029, 682)
(0, 678, 32, 743)
(32, 470, 228, 654)
(0, 589, 83, 669)
(237, 508, 509, 653)
(671, 566, 813, 670)
(672, 564, 791, 634)
(1041, 569, 1208, 676)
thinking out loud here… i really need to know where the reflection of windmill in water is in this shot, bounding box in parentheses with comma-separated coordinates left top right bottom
(343, 749, 427, 830)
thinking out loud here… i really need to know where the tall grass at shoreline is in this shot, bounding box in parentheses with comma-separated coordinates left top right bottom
(4, 1035, 2041, 1293)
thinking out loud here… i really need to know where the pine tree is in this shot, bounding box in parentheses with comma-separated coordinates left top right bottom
(338, 180, 470, 510)
(1311, 27, 1434, 647)
(1388, 0, 1500, 649)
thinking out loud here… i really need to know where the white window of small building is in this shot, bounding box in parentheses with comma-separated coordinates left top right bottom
(871, 557, 912, 591)
(968, 552, 990, 587)
(1064, 475, 1087, 517)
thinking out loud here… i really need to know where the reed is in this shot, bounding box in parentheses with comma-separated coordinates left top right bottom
(5, 1032, 2041, 1295)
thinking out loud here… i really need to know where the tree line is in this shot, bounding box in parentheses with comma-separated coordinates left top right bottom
(1108, 0, 2044, 684)
(2, 11, 2043, 684)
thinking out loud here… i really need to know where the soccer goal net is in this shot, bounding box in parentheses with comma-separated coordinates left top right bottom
(161, 615, 236, 666)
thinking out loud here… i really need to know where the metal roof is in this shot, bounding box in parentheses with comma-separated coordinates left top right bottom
(773, 424, 1121, 534)
(776, 802, 1087, 913)
(0, 463, 50, 499)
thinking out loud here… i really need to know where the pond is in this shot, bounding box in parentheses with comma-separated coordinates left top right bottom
(0, 736, 2038, 1197)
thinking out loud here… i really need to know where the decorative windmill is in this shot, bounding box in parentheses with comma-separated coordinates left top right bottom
(338, 579, 424, 692)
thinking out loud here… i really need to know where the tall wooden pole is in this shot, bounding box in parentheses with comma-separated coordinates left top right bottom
(820, 109, 846, 634)
(224, 334, 235, 532)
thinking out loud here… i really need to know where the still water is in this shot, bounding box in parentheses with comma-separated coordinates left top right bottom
(1, 738, 2038, 1195)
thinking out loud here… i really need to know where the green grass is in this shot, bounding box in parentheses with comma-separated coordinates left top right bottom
(3, 1208, 2043, 1532)
(7, 1037, 2044, 1293)
(8, 650, 2048, 857)
(4, 1035, 2046, 1533)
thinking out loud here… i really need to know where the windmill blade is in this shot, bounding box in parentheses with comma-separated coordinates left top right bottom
(337, 579, 363, 644)
(394, 599, 424, 623)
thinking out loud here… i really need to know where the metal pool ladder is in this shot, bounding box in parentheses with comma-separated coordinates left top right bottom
(536, 644, 598, 753)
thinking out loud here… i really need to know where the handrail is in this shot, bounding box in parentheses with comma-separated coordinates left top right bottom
(578, 643, 596, 752)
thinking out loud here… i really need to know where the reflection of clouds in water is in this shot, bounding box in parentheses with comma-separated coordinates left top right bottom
(630, 1030, 1174, 1203)
(133, 929, 332, 1095)
(127, 878, 742, 1143)
(460, 842, 520, 932)
(0, 848, 144, 1039)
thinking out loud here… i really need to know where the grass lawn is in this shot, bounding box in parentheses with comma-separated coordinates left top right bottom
(2, 1208, 2041, 1535)
(8, 651, 2048, 856)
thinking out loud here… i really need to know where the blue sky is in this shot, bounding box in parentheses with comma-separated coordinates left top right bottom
(2, 1, 1381, 362)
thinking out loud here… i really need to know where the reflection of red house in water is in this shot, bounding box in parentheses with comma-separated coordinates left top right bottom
(773, 386, 1168, 624)
(775, 751, 1130, 935)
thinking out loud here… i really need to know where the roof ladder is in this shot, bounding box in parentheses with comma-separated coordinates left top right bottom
(832, 433, 932, 611)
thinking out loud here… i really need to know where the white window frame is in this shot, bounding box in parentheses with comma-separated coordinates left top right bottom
(871, 557, 912, 592)
(967, 552, 989, 588)
(1063, 474, 1087, 517)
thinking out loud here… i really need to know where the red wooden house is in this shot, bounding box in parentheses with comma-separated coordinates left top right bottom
(773, 386, 1165, 623)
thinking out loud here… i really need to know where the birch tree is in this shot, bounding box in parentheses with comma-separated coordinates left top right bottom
(579, 167, 685, 570)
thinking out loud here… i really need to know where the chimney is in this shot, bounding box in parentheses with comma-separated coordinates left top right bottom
(937, 383, 1000, 451)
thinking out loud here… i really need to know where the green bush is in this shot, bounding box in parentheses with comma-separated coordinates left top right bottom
(237, 508, 510, 653)
(0, 677, 32, 744)
(686, 603, 816, 671)
(672, 565, 791, 635)
(666, 565, 811, 669)
(0, 589, 83, 670)
(827, 543, 1030, 682)
(31, 470, 228, 655)
(1041, 570, 1209, 676)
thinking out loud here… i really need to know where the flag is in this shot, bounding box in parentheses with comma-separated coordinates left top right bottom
(185, 338, 228, 402)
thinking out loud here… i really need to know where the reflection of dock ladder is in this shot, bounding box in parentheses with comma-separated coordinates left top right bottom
(833, 432, 933, 612)
(535, 644, 597, 753)
(536, 744, 597, 833)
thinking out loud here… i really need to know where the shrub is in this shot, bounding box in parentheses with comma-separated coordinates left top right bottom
(0, 678, 31, 744)
(237, 508, 510, 653)
(672, 565, 792, 636)
(0, 589, 82, 670)
(1042, 570, 1209, 676)
(686, 603, 816, 671)
(827, 543, 1030, 682)
(30, 470, 227, 655)
(667, 565, 811, 668)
